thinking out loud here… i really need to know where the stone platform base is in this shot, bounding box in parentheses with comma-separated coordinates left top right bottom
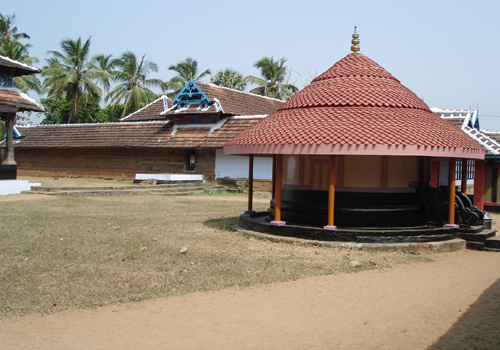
(0, 165, 16, 180)
(232, 223, 465, 253)
(235, 211, 463, 251)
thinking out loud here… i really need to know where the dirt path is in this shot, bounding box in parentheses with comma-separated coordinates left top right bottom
(1, 249, 500, 349)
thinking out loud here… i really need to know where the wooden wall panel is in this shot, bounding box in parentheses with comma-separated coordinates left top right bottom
(15, 147, 216, 180)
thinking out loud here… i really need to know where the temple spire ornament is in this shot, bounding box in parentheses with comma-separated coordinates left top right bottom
(351, 26, 360, 53)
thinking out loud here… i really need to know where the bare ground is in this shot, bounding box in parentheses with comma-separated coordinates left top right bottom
(1, 249, 499, 350)
(1, 182, 499, 349)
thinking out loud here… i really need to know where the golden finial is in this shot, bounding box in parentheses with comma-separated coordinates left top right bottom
(351, 26, 360, 53)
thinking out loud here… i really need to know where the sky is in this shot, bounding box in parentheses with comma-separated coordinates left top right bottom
(3, 0, 500, 130)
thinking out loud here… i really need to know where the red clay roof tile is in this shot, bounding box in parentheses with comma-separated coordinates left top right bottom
(12, 117, 264, 149)
(225, 53, 485, 158)
(0, 88, 44, 112)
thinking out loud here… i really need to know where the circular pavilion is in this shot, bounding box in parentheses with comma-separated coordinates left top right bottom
(224, 29, 486, 243)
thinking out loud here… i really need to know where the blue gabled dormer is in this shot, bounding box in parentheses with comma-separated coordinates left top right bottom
(3, 126, 23, 140)
(171, 80, 211, 108)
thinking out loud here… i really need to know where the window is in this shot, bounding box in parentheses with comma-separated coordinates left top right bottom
(185, 150, 196, 172)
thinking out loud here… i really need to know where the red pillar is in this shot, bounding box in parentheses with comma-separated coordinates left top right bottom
(473, 159, 485, 211)
(461, 159, 468, 193)
(246, 155, 254, 213)
(270, 154, 285, 225)
(324, 155, 337, 230)
(431, 161, 440, 188)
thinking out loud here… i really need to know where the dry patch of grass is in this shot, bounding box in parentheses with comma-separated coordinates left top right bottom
(0, 194, 430, 319)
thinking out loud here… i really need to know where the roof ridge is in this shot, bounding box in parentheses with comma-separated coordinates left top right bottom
(196, 81, 285, 103)
(17, 120, 170, 128)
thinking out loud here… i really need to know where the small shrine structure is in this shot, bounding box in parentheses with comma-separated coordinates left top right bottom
(0, 55, 44, 181)
(224, 29, 486, 243)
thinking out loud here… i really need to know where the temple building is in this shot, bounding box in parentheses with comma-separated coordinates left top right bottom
(7, 81, 283, 186)
(224, 29, 487, 243)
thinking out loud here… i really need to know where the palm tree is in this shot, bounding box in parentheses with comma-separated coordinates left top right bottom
(168, 57, 211, 94)
(91, 54, 118, 98)
(0, 13, 40, 93)
(107, 51, 162, 118)
(42, 37, 101, 123)
(249, 57, 298, 100)
(0, 13, 30, 42)
(213, 68, 248, 90)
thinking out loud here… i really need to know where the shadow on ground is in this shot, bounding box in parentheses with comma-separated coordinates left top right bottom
(203, 217, 239, 231)
(429, 275, 500, 349)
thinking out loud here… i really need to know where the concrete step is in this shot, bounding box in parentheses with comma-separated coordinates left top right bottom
(485, 236, 500, 249)
(28, 187, 207, 196)
(466, 241, 485, 251)
(483, 247, 500, 252)
(30, 183, 204, 192)
(458, 225, 485, 234)
(458, 230, 496, 242)
(152, 190, 206, 196)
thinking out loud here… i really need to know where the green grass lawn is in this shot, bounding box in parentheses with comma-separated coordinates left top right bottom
(0, 190, 430, 319)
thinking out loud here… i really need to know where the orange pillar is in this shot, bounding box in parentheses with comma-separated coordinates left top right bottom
(446, 158, 458, 227)
(246, 155, 254, 213)
(324, 155, 337, 230)
(271, 154, 285, 225)
(473, 159, 485, 211)
(461, 159, 468, 193)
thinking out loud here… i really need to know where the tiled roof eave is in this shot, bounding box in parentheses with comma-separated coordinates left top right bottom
(13, 144, 226, 149)
(278, 104, 431, 112)
(224, 143, 486, 160)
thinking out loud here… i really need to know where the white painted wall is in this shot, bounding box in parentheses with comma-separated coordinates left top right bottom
(214, 149, 272, 179)
(0, 180, 41, 195)
(439, 160, 449, 186)
(438, 159, 474, 187)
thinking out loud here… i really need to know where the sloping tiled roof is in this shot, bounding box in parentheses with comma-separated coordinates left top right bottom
(0, 88, 44, 112)
(196, 82, 283, 116)
(225, 53, 485, 159)
(120, 96, 171, 122)
(12, 117, 264, 149)
(120, 84, 283, 122)
(0, 55, 41, 76)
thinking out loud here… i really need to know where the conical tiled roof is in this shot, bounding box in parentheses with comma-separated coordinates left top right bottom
(224, 53, 485, 159)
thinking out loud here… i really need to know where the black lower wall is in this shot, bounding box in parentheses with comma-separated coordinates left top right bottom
(269, 188, 424, 228)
